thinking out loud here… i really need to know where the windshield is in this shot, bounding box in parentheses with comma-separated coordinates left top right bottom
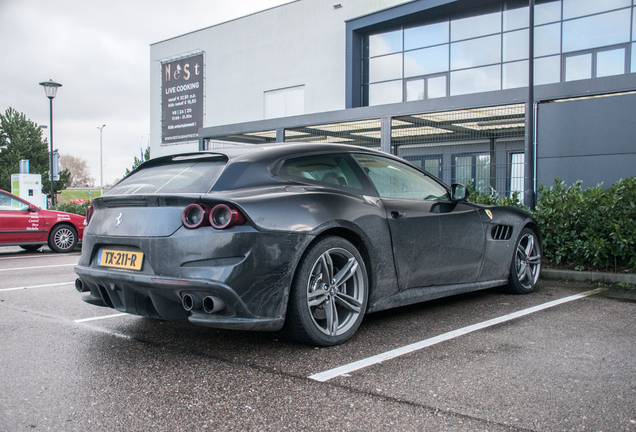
(108, 157, 227, 195)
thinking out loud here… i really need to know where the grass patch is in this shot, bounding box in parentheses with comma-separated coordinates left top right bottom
(58, 189, 104, 204)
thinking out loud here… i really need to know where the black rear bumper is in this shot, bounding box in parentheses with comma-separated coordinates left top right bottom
(74, 265, 284, 331)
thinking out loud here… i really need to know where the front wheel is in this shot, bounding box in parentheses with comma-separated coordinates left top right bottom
(48, 225, 78, 253)
(283, 236, 368, 346)
(506, 228, 542, 294)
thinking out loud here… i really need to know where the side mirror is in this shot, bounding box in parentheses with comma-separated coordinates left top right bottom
(451, 183, 469, 201)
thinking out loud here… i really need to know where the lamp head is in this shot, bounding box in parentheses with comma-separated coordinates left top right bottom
(39, 79, 62, 99)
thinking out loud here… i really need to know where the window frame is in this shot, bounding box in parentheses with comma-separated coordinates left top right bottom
(451, 152, 492, 193)
(357, 1, 636, 107)
(403, 73, 449, 101)
(403, 154, 444, 179)
(508, 151, 525, 199)
(562, 44, 630, 81)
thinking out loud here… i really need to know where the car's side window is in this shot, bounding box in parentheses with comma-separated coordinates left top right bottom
(0, 192, 30, 211)
(279, 155, 363, 189)
(353, 154, 449, 201)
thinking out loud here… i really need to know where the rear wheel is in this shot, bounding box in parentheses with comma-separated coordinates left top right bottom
(19, 245, 42, 252)
(48, 224, 77, 253)
(506, 228, 541, 294)
(283, 236, 368, 346)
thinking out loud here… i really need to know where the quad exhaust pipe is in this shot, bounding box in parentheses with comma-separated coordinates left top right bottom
(182, 293, 225, 314)
(182, 293, 202, 311)
(75, 278, 89, 293)
(203, 296, 225, 314)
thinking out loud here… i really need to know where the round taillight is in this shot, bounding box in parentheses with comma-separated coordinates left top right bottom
(85, 205, 94, 225)
(182, 203, 209, 229)
(209, 204, 246, 230)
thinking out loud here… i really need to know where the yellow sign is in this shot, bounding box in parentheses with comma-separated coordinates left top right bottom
(98, 249, 143, 271)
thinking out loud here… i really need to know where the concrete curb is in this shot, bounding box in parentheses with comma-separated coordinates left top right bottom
(541, 268, 636, 285)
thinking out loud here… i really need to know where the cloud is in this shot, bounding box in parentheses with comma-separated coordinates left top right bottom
(0, 0, 290, 186)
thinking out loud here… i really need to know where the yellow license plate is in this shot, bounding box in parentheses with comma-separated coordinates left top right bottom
(98, 249, 143, 271)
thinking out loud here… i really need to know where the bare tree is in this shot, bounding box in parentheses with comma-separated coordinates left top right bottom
(60, 154, 95, 188)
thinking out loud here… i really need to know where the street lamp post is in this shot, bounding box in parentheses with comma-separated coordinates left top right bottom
(97, 125, 106, 196)
(39, 79, 62, 207)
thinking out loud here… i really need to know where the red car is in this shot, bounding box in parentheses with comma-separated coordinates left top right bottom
(0, 189, 85, 253)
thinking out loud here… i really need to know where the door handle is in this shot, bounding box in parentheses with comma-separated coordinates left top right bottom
(391, 211, 406, 220)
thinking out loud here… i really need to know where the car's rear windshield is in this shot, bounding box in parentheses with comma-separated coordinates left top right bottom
(108, 157, 227, 195)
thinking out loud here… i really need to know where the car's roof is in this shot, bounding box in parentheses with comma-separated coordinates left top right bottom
(139, 142, 390, 172)
(190, 142, 383, 161)
(119, 142, 445, 194)
(118, 143, 395, 193)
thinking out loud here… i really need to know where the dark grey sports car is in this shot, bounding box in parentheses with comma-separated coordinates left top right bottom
(75, 143, 541, 346)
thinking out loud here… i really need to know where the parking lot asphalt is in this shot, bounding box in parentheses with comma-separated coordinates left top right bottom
(0, 246, 635, 431)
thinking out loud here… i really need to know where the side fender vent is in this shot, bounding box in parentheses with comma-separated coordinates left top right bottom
(491, 224, 513, 240)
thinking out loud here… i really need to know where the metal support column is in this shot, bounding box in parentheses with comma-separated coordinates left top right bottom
(489, 137, 496, 193)
(380, 117, 392, 155)
(276, 128, 285, 143)
(524, 0, 536, 208)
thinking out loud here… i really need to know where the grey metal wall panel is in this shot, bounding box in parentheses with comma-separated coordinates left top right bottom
(537, 93, 636, 188)
(537, 154, 636, 188)
(539, 94, 636, 158)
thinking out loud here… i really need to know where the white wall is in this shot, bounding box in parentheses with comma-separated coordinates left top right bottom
(150, 0, 408, 157)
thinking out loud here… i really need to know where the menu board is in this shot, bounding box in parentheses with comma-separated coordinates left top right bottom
(161, 53, 204, 144)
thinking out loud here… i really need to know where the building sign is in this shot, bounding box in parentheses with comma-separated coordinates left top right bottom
(161, 53, 204, 144)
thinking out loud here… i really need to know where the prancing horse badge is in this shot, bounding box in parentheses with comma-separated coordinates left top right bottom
(116, 213, 123, 227)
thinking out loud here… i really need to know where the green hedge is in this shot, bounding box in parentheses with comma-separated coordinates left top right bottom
(466, 182, 527, 209)
(533, 178, 636, 270)
(467, 178, 636, 271)
(52, 201, 90, 216)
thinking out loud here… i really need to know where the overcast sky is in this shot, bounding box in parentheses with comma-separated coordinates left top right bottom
(0, 0, 290, 186)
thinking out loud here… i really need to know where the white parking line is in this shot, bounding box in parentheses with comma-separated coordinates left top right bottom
(77, 324, 132, 339)
(309, 287, 607, 382)
(0, 263, 77, 272)
(74, 313, 128, 323)
(0, 293, 132, 340)
(0, 281, 75, 292)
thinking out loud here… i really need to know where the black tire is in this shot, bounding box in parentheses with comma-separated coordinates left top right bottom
(282, 236, 368, 347)
(48, 224, 78, 253)
(506, 227, 542, 294)
(20, 245, 42, 252)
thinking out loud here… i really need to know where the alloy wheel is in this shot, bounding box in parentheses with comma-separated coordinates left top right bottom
(514, 231, 541, 290)
(306, 247, 364, 337)
(54, 227, 75, 250)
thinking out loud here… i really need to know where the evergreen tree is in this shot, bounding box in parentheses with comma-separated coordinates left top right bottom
(125, 145, 150, 176)
(0, 107, 69, 196)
